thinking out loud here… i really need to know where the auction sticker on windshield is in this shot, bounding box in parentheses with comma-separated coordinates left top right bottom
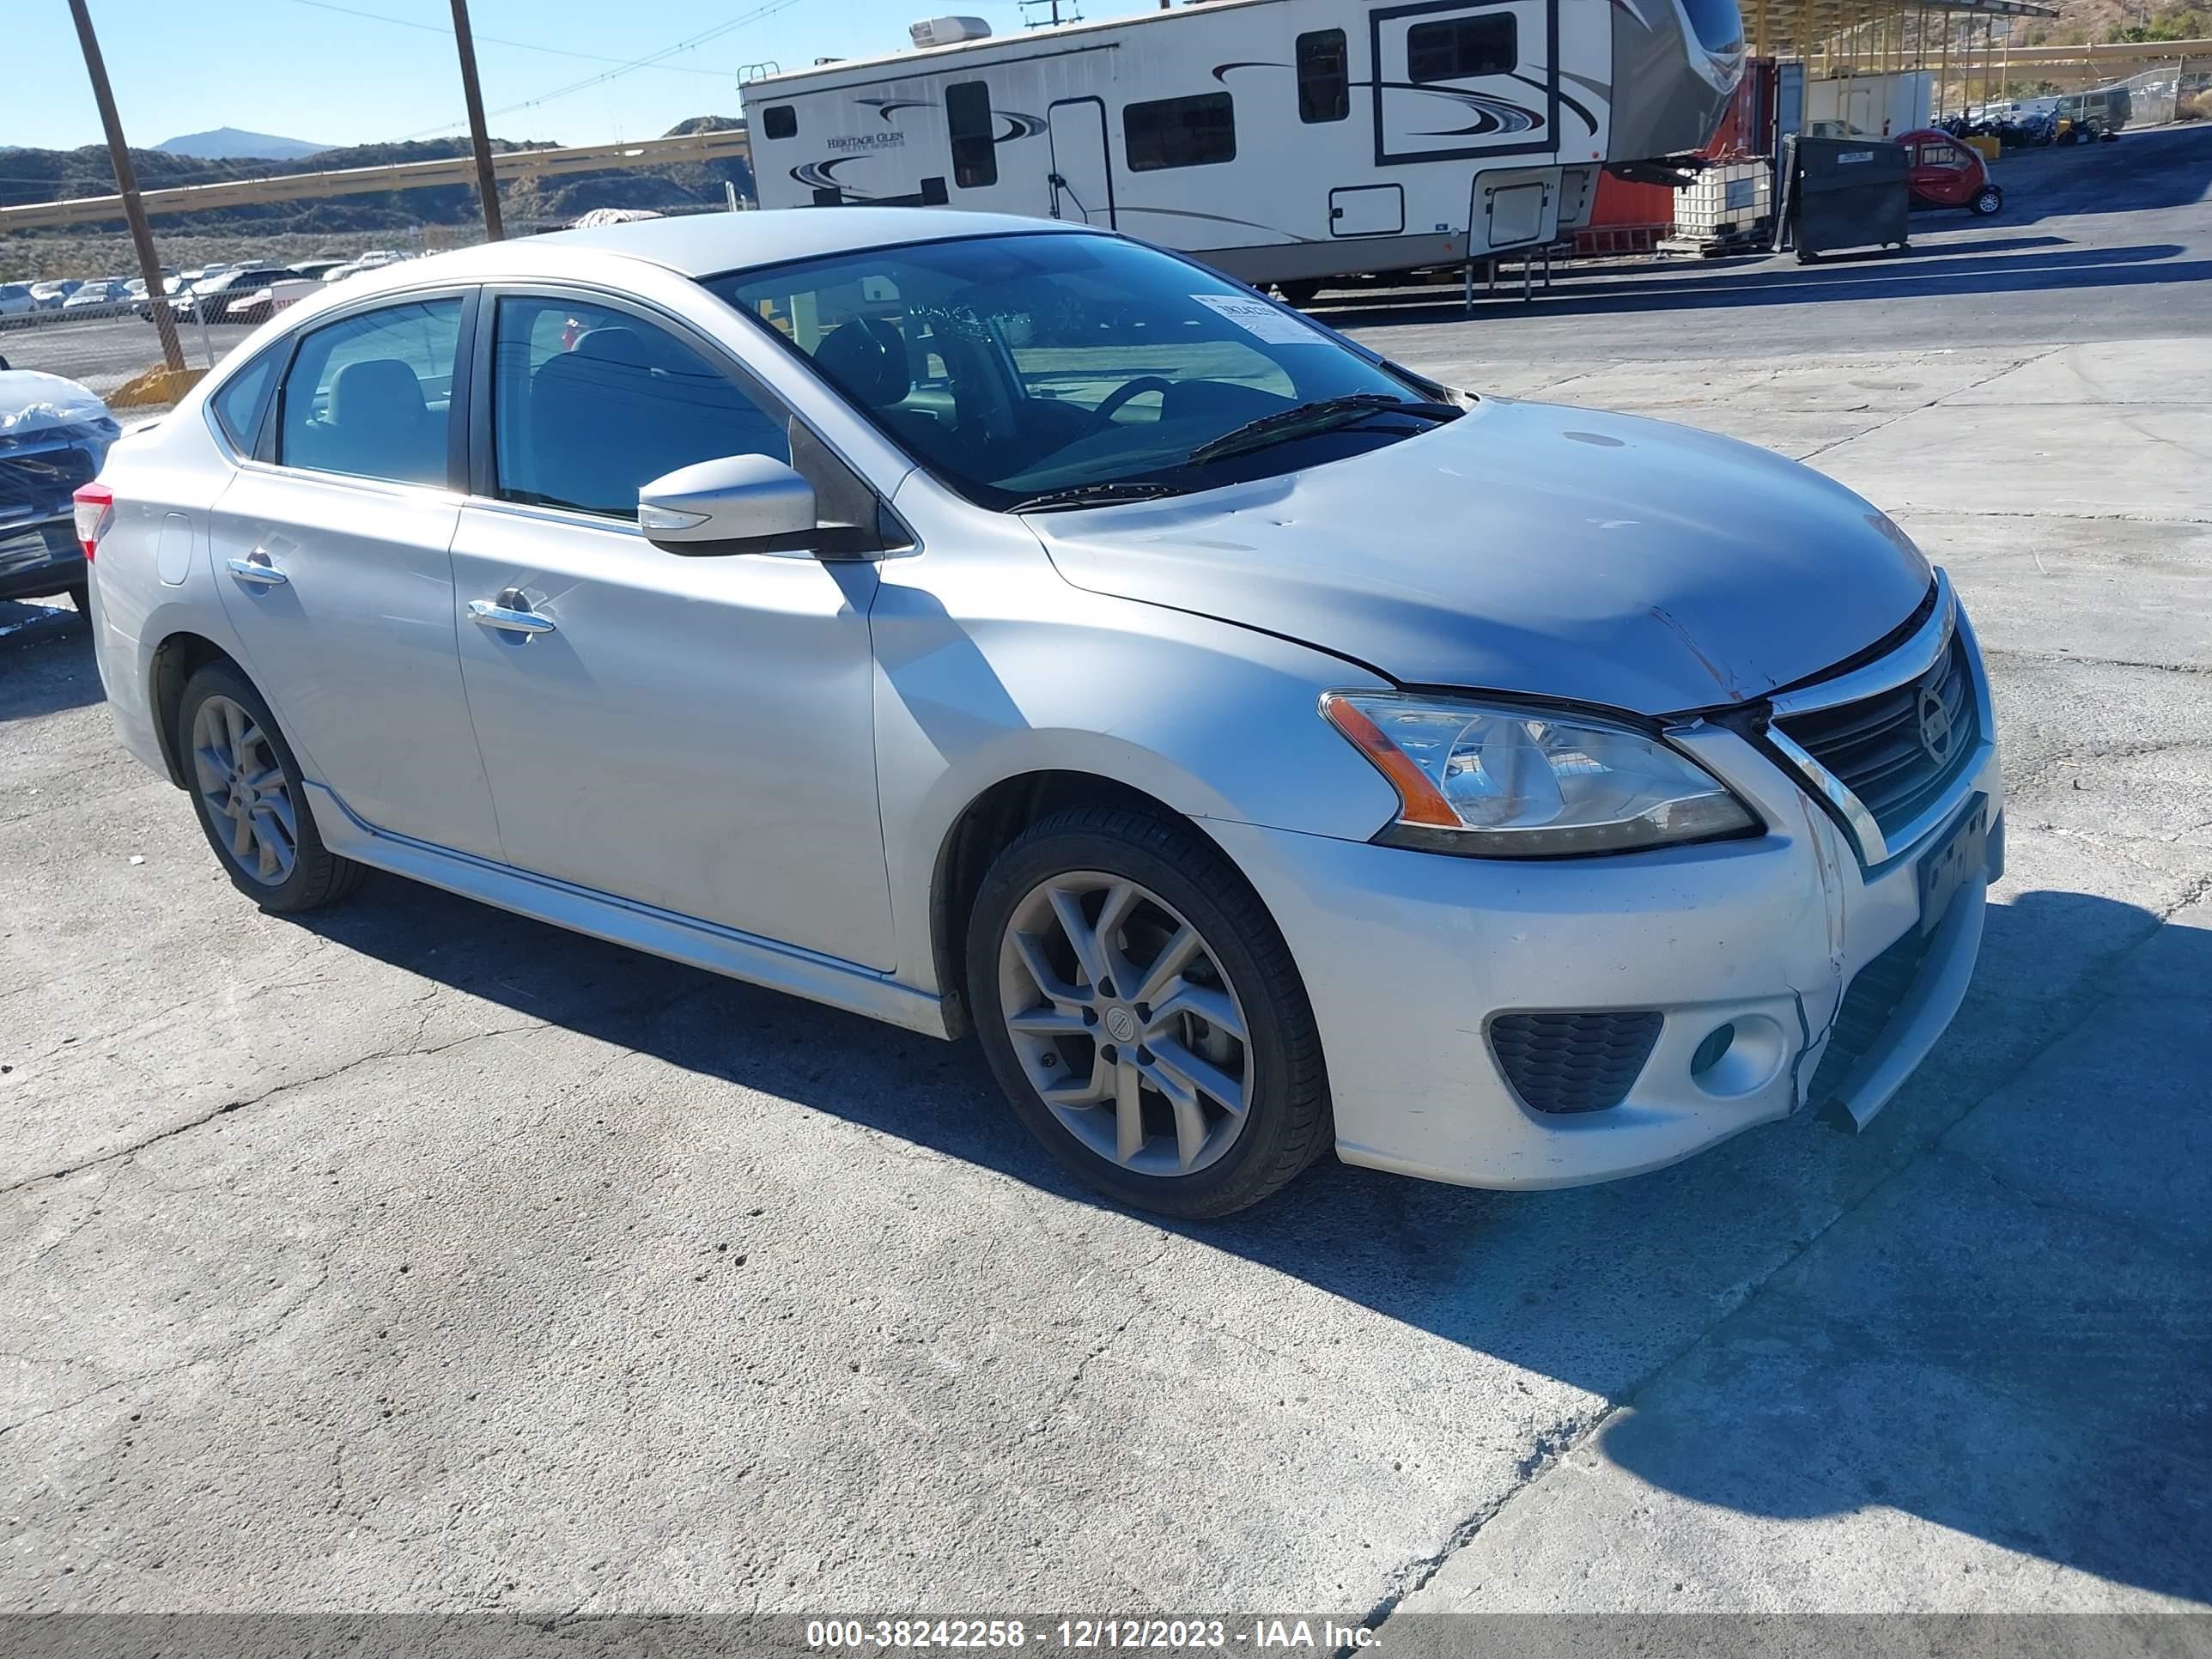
(1191, 293, 1327, 343)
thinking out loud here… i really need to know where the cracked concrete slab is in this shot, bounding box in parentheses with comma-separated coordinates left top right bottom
(4, 124, 2209, 1630)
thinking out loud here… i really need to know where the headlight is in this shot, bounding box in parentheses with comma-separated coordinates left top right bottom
(1321, 691, 1759, 856)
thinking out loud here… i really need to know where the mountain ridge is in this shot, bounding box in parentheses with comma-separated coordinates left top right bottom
(155, 127, 329, 161)
(0, 118, 754, 241)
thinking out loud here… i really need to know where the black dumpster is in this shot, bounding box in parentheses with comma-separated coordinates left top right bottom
(1777, 136, 1911, 263)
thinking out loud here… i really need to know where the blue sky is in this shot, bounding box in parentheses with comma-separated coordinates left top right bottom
(8, 0, 1152, 153)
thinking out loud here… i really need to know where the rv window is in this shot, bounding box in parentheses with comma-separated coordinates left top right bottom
(946, 82, 998, 189)
(1406, 15, 1516, 83)
(1124, 92, 1237, 171)
(762, 105, 798, 140)
(1297, 30, 1349, 123)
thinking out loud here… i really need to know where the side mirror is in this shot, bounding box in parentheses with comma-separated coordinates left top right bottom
(638, 453, 818, 555)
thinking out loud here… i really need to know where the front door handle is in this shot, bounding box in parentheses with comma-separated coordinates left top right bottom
(468, 598, 556, 636)
(227, 554, 288, 586)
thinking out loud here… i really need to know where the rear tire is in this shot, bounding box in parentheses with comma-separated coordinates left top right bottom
(966, 806, 1332, 1219)
(1275, 279, 1323, 307)
(176, 660, 366, 914)
(1972, 185, 2003, 216)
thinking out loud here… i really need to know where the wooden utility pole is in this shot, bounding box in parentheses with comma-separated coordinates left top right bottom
(65, 0, 185, 374)
(448, 0, 505, 240)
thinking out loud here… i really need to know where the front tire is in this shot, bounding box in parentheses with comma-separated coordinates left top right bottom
(966, 806, 1331, 1219)
(177, 660, 365, 914)
(1972, 185, 2003, 216)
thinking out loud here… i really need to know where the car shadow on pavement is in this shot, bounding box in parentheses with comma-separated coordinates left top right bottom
(285, 870, 2211, 1606)
(0, 602, 103, 721)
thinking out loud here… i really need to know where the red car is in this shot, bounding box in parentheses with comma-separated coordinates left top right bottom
(1900, 129, 2004, 216)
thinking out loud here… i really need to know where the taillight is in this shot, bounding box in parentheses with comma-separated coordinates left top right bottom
(73, 483, 113, 562)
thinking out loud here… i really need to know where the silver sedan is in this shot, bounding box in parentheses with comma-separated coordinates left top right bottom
(80, 210, 2000, 1218)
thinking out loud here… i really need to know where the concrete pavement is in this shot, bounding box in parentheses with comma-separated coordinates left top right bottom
(3, 132, 2209, 1632)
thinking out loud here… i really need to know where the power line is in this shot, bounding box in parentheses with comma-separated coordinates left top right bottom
(391, 0, 805, 140)
(278, 0, 739, 76)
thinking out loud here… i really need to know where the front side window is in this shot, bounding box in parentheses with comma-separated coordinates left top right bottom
(1124, 92, 1236, 171)
(946, 81, 998, 189)
(489, 295, 789, 520)
(1297, 30, 1350, 123)
(1407, 15, 1516, 83)
(276, 297, 460, 486)
(710, 232, 1445, 513)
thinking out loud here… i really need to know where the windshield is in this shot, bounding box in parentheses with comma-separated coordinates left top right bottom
(706, 233, 1448, 511)
(1677, 0, 1743, 56)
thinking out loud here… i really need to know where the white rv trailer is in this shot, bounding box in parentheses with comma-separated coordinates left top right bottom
(742, 0, 1744, 295)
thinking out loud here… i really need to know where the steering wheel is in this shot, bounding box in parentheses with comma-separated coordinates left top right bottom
(1094, 375, 1177, 422)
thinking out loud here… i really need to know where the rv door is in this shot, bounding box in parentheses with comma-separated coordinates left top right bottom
(1370, 0, 1556, 166)
(1048, 99, 1115, 227)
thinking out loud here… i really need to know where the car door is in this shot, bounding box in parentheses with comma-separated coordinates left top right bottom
(447, 289, 894, 970)
(207, 289, 502, 858)
(1911, 141, 1966, 205)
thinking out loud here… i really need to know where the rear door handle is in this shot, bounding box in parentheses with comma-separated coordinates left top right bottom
(468, 598, 556, 636)
(227, 554, 288, 586)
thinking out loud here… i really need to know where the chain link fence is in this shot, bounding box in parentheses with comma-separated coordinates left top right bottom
(0, 266, 394, 401)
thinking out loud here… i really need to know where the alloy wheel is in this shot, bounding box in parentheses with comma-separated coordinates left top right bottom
(997, 871, 1254, 1177)
(191, 693, 298, 886)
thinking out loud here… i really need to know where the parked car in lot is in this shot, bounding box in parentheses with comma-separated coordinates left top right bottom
(179, 265, 304, 325)
(63, 279, 133, 313)
(81, 211, 2002, 1217)
(2, 366, 119, 607)
(0, 284, 36, 320)
(28, 281, 78, 312)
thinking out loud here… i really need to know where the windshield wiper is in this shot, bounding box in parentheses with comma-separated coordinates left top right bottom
(1189, 394, 1458, 466)
(1008, 480, 1188, 514)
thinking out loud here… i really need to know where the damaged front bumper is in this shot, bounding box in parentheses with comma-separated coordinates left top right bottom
(1206, 580, 2003, 1191)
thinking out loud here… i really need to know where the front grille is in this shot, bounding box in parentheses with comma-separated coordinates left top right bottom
(0, 447, 96, 520)
(1774, 631, 1978, 843)
(1805, 924, 1936, 1110)
(1488, 1010, 1663, 1115)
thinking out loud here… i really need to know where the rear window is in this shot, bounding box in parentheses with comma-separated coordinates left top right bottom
(762, 105, 797, 140)
(210, 350, 280, 451)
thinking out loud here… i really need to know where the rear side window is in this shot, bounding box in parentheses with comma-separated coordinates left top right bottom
(1407, 15, 1516, 82)
(209, 350, 278, 451)
(489, 295, 789, 520)
(946, 81, 998, 189)
(762, 105, 797, 140)
(1125, 92, 1236, 171)
(276, 298, 461, 486)
(1297, 30, 1349, 123)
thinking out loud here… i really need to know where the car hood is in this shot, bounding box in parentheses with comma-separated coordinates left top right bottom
(1028, 398, 1933, 714)
(0, 369, 114, 439)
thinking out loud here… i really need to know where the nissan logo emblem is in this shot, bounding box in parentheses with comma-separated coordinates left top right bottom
(1917, 680, 1955, 764)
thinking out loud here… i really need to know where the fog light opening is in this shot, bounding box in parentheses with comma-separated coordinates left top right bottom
(1689, 1014, 1789, 1098)
(1692, 1023, 1736, 1078)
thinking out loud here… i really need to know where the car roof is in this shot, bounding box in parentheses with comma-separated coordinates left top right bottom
(417, 208, 1083, 283)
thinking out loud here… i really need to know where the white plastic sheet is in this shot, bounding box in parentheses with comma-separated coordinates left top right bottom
(0, 368, 116, 436)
